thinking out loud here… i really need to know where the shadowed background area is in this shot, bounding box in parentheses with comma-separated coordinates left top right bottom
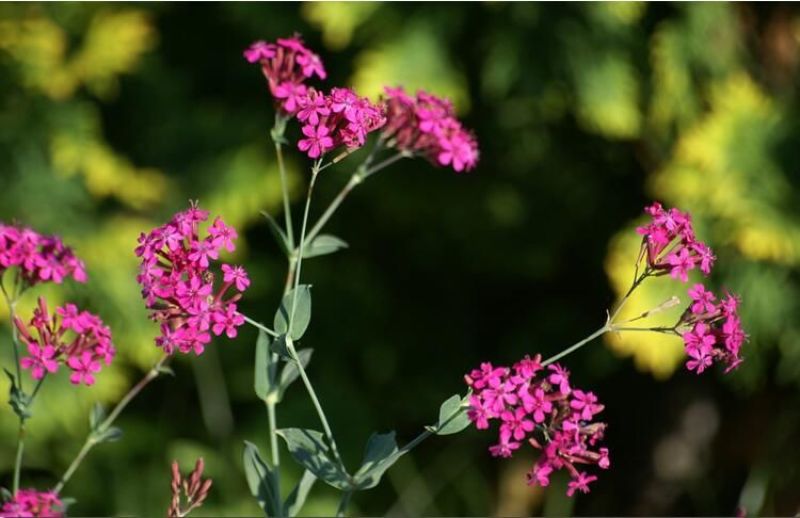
(1, 2, 800, 516)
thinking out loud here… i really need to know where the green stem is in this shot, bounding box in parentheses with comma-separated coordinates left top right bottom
(288, 163, 319, 326)
(273, 114, 295, 250)
(541, 325, 611, 367)
(304, 151, 406, 246)
(53, 355, 168, 494)
(336, 490, 353, 517)
(242, 316, 279, 337)
(13, 421, 24, 494)
(1, 278, 23, 390)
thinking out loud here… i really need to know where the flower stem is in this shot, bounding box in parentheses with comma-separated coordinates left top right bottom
(336, 490, 353, 517)
(1, 278, 23, 390)
(53, 354, 169, 494)
(304, 150, 406, 246)
(541, 325, 611, 367)
(242, 316, 279, 337)
(273, 114, 295, 250)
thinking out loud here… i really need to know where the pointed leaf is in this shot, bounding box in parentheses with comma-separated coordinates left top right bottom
(5, 369, 30, 420)
(90, 403, 106, 431)
(94, 426, 123, 443)
(278, 348, 313, 401)
(276, 428, 350, 490)
(283, 470, 317, 517)
(301, 234, 348, 259)
(156, 365, 175, 377)
(243, 441, 279, 516)
(274, 286, 312, 340)
(261, 211, 290, 256)
(254, 330, 274, 401)
(435, 394, 471, 435)
(353, 431, 400, 490)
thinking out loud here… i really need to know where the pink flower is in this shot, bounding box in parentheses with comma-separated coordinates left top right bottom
(0, 222, 86, 287)
(381, 86, 479, 172)
(221, 264, 250, 291)
(667, 248, 695, 282)
(211, 304, 245, 339)
(16, 298, 114, 385)
(272, 82, 308, 114)
(297, 124, 334, 159)
(243, 40, 276, 63)
(296, 89, 331, 126)
(1, 488, 63, 518)
(296, 50, 326, 79)
(135, 203, 249, 356)
(566, 472, 597, 497)
(466, 355, 609, 497)
(67, 350, 102, 386)
(688, 283, 716, 314)
(208, 217, 238, 253)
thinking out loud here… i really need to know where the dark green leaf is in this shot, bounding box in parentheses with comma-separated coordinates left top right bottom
(283, 470, 317, 517)
(278, 348, 313, 401)
(4, 369, 30, 420)
(270, 334, 291, 360)
(353, 431, 400, 490)
(254, 330, 274, 401)
(276, 428, 350, 490)
(435, 394, 471, 435)
(90, 403, 106, 431)
(274, 286, 312, 340)
(243, 441, 279, 517)
(261, 211, 290, 256)
(301, 234, 348, 259)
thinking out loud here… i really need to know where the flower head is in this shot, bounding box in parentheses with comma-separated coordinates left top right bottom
(381, 86, 479, 172)
(1, 488, 63, 517)
(15, 297, 114, 386)
(135, 202, 249, 355)
(679, 285, 747, 374)
(466, 354, 609, 497)
(293, 87, 386, 159)
(0, 222, 86, 287)
(244, 34, 326, 115)
(636, 202, 715, 280)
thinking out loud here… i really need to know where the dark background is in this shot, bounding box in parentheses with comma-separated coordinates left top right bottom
(1, 2, 799, 516)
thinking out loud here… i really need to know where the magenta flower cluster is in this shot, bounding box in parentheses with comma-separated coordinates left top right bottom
(0, 489, 63, 518)
(294, 87, 386, 159)
(14, 297, 114, 386)
(0, 222, 86, 287)
(682, 284, 746, 373)
(244, 35, 326, 115)
(135, 204, 250, 356)
(465, 355, 609, 497)
(636, 202, 715, 282)
(382, 86, 479, 172)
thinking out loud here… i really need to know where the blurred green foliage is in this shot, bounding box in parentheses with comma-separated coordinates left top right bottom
(1, 2, 799, 516)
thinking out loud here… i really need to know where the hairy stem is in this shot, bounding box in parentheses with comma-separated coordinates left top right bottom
(53, 354, 169, 493)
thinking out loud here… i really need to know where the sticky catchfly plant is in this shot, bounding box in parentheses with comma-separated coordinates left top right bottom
(0, 222, 87, 286)
(0, 488, 64, 518)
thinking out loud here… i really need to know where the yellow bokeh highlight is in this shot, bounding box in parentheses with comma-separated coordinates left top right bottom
(604, 229, 686, 379)
(302, 2, 378, 50)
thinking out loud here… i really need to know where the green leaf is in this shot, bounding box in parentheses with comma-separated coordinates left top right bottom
(1, 487, 13, 501)
(4, 369, 30, 420)
(283, 470, 317, 517)
(94, 426, 123, 443)
(254, 330, 274, 401)
(270, 334, 291, 360)
(278, 348, 313, 401)
(353, 431, 400, 490)
(243, 441, 279, 516)
(434, 394, 471, 435)
(276, 428, 350, 490)
(90, 403, 106, 431)
(261, 211, 290, 256)
(301, 234, 348, 259)
(54, 497, 76, 513)
(274, 285, 312, 340)
(156, 365, 175, 377)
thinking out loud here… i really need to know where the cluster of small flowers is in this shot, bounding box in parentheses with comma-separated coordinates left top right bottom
(243, 35, 326, 115)
(14, 297, 114, 386)
(135, 204, 250, 356)
(0, 222, 86, 287)
(465, 355, 609, 497)
(0, 488, 63, 518)
(682, 284, 746, 374)
(636, 202, 715, 282)
(294, 87, 386, 159)
(168, 458, 213, 518)
(382, 86, 479, 172)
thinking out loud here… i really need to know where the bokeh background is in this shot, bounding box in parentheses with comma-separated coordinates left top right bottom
(1, 2, 800, 516)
